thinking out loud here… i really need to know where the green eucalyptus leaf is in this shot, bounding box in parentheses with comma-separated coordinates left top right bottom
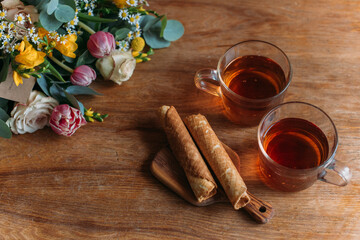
(160, 16, 167, 38)
(59, 0, 76, 10)
(115, 28, 131, 40)
(75, 50, 96, 67)
(0, 119, 11, 139)
(37, 74, 51, 96)
(0, 55, 10, 83)
(0, 108, 9, 122)
(78, 13, 117, 23)
(66, 86, 102, 96)
(55, 4, 75, 22)
(141, 15, 160, 32)
(36, 0, 49, 11)
(144, 30, 170, 49)
(49, 84, 66, 102)
(39, 11, 63, 31)
(0, 98, 8, 112)
(163, 20, 184, 42)
(47, 0, 58, 15)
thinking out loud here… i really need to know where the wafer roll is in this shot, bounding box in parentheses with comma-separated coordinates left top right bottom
(158, 106, 217, 202)
(184, 114, 250, 209)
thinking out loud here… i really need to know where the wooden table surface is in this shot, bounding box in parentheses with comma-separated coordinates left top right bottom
(1, 0, 359, 239)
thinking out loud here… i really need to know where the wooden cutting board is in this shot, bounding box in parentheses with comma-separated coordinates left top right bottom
(150, 144, 275, 223)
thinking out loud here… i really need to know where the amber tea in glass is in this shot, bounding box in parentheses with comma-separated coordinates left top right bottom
(258, 102, 351, 192)
(195, 40, 292, 126)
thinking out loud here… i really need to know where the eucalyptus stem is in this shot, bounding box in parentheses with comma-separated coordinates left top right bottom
(48, 56, 74, 73)
(78, 21, 96, 35)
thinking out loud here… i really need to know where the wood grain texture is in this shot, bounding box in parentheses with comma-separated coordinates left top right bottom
(0, 0, 359, 239)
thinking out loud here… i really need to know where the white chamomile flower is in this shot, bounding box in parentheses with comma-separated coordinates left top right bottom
(134, 29, 141, 38)
(90, 2, 96, 9)
(28, 27, 36, 37)
(84, 3, 90, 10)
(0, 24, 5, 32)
(4, 33, 13, 42)
(0, 32, 3, 39)
(128, 14, 136, 25)
(8, 22, 15, 30)
(0, 10, 7, 20)
(88, 9, 93, 16)
(57, 34, 68, 45)
(31, 34, 40, 44)
(126, 0, 138, 7)
(126, 31, 134, 40)
(27, 14, 32, 24)
(120, 41, 129, 52)
(119, 9, 129, 20)
(48, 31, 58, 39)
(77, 30, 83, 35)
(134, 14, 141, 22)
(14, 13, 25, 24)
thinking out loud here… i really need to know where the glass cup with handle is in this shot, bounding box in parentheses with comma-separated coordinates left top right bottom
(194, 40, 292, 126)
(257, 101, 352, 192)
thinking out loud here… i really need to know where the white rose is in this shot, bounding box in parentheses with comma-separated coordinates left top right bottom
(6, 90, 59, 134)
(96, 50, 136, 85)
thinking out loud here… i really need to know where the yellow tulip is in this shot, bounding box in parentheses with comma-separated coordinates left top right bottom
(13, 71, 23, 86)
(15, 41, 46, 69)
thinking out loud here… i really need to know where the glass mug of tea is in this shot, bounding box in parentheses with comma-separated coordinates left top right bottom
(258, 101, 352, 192)
(194, 40, 292, 126)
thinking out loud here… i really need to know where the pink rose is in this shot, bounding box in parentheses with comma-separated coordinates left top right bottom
(70, 65, 96, 86)
(49, 104, 86, 137)
(87, 31, 116, 58)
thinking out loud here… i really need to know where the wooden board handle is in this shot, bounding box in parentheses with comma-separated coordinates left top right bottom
(243, 192, 275, 224)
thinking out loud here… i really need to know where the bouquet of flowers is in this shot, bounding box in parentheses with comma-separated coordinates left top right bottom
(0, 0, 184, 138)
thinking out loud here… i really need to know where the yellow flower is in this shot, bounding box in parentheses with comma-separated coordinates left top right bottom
(131, 37, 145, 52)
(13, 71, 23, 86)
(85, 108, 94, 117)
(55, 34, 78, 58)
(113, 0, 127, 8)
(136, 58, 143, 63)
(38, 28, 78, 58)
(15, 41, 46, 69)
(132, 51, 140, 57)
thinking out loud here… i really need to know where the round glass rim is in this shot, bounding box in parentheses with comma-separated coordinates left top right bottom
(257, 101, 339, 172)
(217, 40, 293, 103)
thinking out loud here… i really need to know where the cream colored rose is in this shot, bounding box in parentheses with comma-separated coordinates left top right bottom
(6, 91, 59, 134)
(96, 50, 136, 85)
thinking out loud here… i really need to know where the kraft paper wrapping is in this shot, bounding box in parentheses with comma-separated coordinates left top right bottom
(158, 106, 217, 202)
(184, 114, 250, 209)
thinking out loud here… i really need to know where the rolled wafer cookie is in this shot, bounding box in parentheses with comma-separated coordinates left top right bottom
(184, 114, 250, 209)
(158, 106, 217, 202)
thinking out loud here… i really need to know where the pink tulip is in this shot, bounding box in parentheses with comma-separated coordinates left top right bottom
(87, 31, 116, 58)
(49, 104, 86, 137)
(70, 65, 96, 86)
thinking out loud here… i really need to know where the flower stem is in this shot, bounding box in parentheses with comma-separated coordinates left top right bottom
(48, 56, 74, 73)
(78, 21, 96, 35)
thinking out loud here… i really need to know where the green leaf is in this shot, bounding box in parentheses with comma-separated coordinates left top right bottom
(63, 91, 84, 114)
(39, 11, 63, 31)
(0, 98, 8, 112)
(47, 0, 58, 15)
(66, 86, 102, 95)
(0, 55, 10, 83)
(0, 108, 9, 122)
(163, 20, 184, 42)
(78, 12, 117, 23)
(55, 4, 75, 22)
(37, 74, 51, 96)
(160, 16, 167, 38)
(45, 59, 66, 83)
(141, 15, 160, 32)
(0, 119, 11, 139)
(115, 28, 131, 40)
(50, 84, 66, 102)
(75, 50, 96, 67)
(59, 0, 76, 10)
(144, 30, 170, 49)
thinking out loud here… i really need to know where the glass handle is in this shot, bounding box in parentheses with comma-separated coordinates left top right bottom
(194, 68, 221, 97)
(319, 159, 352, 186)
